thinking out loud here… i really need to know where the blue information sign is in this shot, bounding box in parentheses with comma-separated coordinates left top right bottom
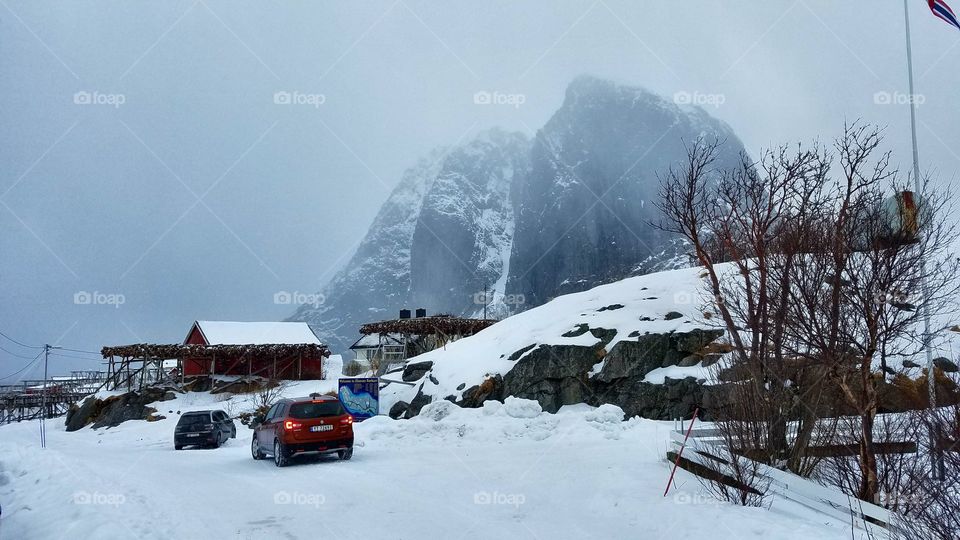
(338, 377, 379, 421)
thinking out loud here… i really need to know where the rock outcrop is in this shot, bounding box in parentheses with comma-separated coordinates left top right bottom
(65, 386, 177, 431)
(398, 327, 724, 420)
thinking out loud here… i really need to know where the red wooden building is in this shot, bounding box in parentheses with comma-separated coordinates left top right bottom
(181, 320, 326, 379)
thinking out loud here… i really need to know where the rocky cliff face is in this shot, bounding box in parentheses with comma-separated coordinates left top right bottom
(409, 129, 530, 316)
(506, 76, 745, 306)
(292, 76, 746, 354)
(290, 130, 528, 353)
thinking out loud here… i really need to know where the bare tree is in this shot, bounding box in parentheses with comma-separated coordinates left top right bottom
(658, 136, 835, 475)
(658, 123, 959, 514)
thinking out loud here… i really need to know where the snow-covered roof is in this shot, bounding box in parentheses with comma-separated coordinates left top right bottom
(189, 321, 321, 346)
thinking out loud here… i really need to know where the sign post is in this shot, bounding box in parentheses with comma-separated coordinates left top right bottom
(338, 377, 380, 421)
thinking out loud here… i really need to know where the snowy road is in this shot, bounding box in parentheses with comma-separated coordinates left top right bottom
(0, 391, 850, 540)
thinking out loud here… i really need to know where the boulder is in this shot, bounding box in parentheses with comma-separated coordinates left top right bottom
(402, 361, 434, 382)
(678, 355, 701, 367)
(404, 385, 433, 418)
(65, 396, 100, 432)
(388, 400, 409, 420)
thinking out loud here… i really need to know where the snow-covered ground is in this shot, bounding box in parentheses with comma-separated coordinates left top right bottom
(0, 385, 854, 540)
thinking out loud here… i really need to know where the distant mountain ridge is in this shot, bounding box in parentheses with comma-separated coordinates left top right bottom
(290, 76, 746, 353)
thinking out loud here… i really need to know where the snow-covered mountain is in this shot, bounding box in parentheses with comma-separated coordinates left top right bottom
(290, 130, 529, 352)
(409, 129, 530, 318)
(506, 76, 744, 305)
(291, 76, 745, 353)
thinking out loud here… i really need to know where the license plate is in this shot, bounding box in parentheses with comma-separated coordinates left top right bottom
(310, 425, 333, 432)
(187, 433, 199, 437)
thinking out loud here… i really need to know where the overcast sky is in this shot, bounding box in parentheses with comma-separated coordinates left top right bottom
(2, 0, 958, 377)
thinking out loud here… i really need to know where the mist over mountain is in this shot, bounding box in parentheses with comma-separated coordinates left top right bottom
(291, 76, 746, 353)
(506, 76, 745, 305)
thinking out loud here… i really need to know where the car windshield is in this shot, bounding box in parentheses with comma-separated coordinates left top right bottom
(288, 401, 344, 419)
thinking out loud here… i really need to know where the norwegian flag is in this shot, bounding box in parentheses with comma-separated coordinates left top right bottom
(929, 0, 960, 30)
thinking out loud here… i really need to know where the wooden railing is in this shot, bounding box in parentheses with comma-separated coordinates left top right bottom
(668, 425, 902, 539)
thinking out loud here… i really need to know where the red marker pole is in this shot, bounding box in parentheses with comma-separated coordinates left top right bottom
(663, 407, 699, 497)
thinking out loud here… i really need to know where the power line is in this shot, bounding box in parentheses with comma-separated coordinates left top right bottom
(49, 352, 103, 361)
(0, 344, 40, 360)
(0, 330, 43, 349)
(0, 351, 43, 381)
(56, 347, 101, 355)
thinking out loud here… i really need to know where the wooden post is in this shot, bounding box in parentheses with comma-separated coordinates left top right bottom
(664, 408, 700, 497)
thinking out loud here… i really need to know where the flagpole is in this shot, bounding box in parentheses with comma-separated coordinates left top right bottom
(903, 0, 942, 480)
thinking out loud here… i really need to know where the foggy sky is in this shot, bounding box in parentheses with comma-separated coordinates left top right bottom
(2, 0, 958, 377)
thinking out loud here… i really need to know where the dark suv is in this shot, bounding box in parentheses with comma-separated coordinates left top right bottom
(251, 394, 354, 467)
(174, 410, 236, 450)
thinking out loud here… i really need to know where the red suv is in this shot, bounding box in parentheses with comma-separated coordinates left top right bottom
(251, 394, 354, 467)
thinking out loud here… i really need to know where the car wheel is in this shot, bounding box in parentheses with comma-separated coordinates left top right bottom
(231, 426, 237, 438)
(251, 435, 264, 460)
(212, 432, 222, 448)
(338, 447, 353, 461)
(175, 444, 183, 451)
(274, 440, 288, 467)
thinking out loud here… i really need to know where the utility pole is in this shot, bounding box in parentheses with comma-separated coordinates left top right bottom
(41, 344, 49, 448)
(903, 0, 943, 480)
(40, 343, 61, 449)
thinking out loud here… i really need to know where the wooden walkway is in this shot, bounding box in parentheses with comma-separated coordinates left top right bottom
(0, 371, 106, 424)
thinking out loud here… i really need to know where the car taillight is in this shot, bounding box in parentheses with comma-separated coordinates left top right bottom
(340, 416, 353, 425)
(203, 424, 214, 430)
(284, 420, 302, 430)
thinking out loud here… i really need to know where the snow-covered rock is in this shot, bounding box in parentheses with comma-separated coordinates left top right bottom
(503, 397, 542, 419)
(381, 265, 727, 420)
(585, 404, 626, 424)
